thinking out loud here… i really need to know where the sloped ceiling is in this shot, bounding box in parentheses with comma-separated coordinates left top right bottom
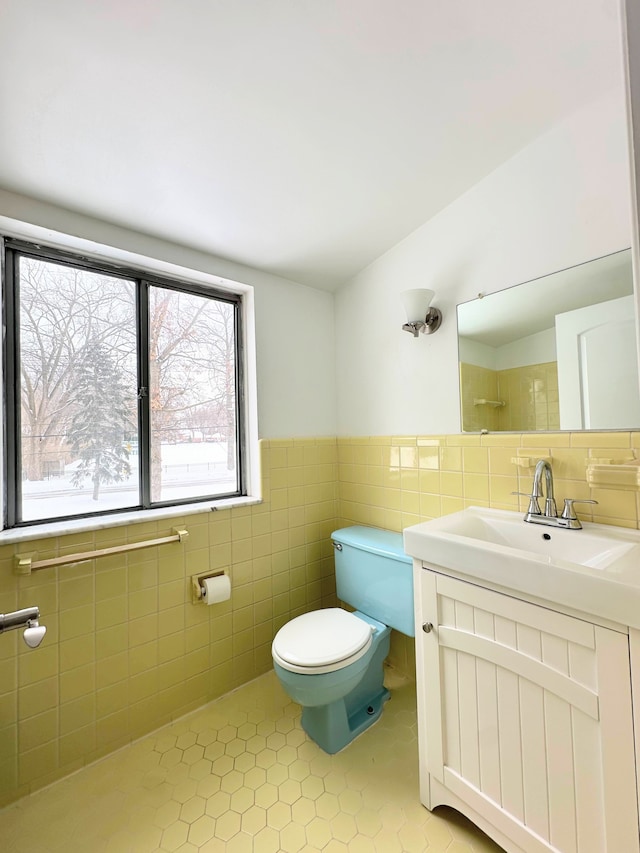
(0, 0, 626, 290)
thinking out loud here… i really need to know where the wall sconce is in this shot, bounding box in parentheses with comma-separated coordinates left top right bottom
(401, 288, 443, 336)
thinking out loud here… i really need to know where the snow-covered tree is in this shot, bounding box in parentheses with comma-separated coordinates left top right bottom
(19, 257, 136, 481)
(68, 336, 132, 500)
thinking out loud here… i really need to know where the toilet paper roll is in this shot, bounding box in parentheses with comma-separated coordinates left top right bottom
(201, 574, 231, 604)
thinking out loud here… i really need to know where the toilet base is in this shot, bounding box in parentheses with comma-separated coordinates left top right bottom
(301, 684, 390, 754)
(300, 622, 391, 754)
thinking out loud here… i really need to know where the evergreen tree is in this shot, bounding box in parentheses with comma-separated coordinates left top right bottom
(68, 335, 131, 500)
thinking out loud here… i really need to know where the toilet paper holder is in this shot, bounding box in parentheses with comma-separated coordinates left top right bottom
(191, 570, 229, 604)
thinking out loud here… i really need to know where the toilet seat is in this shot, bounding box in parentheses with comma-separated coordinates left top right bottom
(272, 608, 374, 675)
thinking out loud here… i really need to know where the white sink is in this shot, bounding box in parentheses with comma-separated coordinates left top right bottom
(403, 506, 640, 628)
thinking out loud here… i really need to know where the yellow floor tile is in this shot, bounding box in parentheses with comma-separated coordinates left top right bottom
(0, 671, 503, 852)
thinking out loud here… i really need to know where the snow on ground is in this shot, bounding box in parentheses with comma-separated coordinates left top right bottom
(21, 442, 237, 521)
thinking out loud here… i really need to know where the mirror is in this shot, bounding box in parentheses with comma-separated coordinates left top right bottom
(457, 249, 640, 432)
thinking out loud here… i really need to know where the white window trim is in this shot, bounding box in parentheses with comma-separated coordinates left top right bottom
(0, 215, 261, 539)
(0, 497, 264, 545)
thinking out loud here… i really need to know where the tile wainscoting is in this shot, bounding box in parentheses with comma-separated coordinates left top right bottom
(0, 439, 338, 806)
(1, 431, 639, 806)
(335, 431, 640, 685)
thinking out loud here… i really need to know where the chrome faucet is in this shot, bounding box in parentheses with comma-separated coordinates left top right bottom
(514, 459, 597, 529)
(531, 459, 557, 519)
(0, 606, 47, 648)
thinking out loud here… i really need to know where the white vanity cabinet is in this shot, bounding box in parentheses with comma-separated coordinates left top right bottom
(415, 566, 640, 853)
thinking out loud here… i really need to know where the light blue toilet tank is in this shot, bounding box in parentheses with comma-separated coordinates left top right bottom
(332, 526, 415, 637)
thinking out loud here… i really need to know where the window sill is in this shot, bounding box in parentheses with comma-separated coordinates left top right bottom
(0, 496, 262, 545)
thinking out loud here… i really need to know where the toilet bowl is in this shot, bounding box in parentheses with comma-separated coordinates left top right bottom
(272, 526, 413, 754)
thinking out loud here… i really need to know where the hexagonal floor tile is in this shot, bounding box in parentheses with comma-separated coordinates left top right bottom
(0, 670, 504, 853)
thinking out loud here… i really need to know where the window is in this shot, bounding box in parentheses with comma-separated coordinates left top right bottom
(3, 240, 246, 527)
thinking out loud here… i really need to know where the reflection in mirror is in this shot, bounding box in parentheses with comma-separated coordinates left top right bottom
(457, 249, 640, 432)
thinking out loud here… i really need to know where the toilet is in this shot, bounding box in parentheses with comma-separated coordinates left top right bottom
(271, 525, 414, 754)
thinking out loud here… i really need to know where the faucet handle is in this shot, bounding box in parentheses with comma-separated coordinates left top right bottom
(511, 492, 541, 515)
(23, 621, 46, 649)
(561, 498, 598, 521)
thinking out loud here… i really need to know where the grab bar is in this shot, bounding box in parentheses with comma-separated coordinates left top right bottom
(15, 527, 189, 575)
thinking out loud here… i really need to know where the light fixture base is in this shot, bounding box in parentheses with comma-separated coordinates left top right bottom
(423, 307, 442, 334)
(402, 307, 442, 336)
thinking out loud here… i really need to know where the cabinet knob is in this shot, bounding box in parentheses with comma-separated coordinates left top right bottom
(422, 622, 434, 634)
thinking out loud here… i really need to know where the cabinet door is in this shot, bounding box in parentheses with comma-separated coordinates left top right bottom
(418, 571, 639, 853)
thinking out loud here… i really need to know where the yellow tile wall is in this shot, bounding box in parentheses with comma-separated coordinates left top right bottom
(3, 430, 639, 807)
(337, 432, 640, 533)
(497, 362, 560, 431)
(0, 438, 338, 807)
(459, 363, 501, 432)
(336, 431, 640, 675)
(460, 361, 560, 432)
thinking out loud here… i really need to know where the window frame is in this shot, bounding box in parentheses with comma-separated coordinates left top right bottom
(3, 238, 248, 529)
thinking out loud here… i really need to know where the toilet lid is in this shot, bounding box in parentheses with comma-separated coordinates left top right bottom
(272, 609, 373, 674)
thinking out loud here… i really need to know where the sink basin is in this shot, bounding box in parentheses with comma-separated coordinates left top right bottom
(403, 506, 640, 628)
(427, 507, 637, 569)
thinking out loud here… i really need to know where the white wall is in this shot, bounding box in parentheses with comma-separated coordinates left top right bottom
(0, 189, 337, 439)
(494, 328, 557, 372)
(335, 90, 632, 435)
(460, 328, 557, 372)
(252, 279, 335, 437)
(458, 338, 497, 370)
